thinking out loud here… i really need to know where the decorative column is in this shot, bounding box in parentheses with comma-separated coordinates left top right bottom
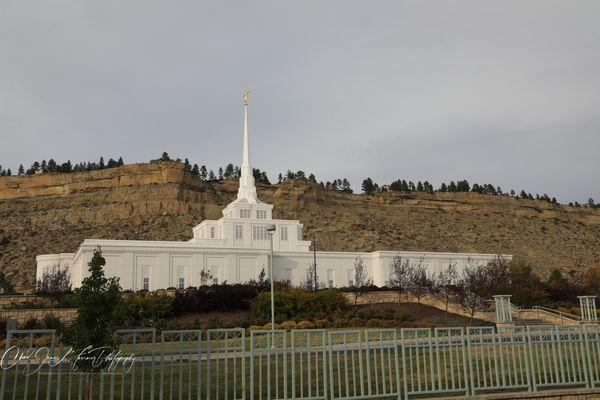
(494, 295, 513, 323)
(578, 295, 598, 323)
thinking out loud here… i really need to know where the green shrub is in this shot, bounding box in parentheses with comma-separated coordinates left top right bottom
(314, 319, 330, 328)
(365, 319, 384, 328)
(297, 320, 314, 329)
(117, 294, 172, 326)
(21, 317, 40, 330)
(43, 314, 62, 330)
(280, 320, 297, 330)
(250, 289, 346, 321)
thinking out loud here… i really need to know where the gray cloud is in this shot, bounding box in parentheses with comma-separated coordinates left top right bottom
(1, 0, 599, 203)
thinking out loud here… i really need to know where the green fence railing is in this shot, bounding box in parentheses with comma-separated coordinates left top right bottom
(1, 324, 599, 399)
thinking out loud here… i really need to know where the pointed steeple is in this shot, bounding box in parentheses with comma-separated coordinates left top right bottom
(237, 90, 259, 203)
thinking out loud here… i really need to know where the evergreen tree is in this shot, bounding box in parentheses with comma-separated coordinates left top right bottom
(520, 190, 528, 198)
(218, 167, 223, 180)
(106, 158, 116, 168)
(160, 152, 171, 161)
(439, 183, 447, 192)
(308, 173, 316, 183)
(18, 164, 24, 176)
(361, 177, 377, 195)
(295, 170, 306, 180)
(191, 164, 200, 176)
(278, 173, 283, 183)
(183, 159, 191, 172)
(416, 181, 423, 192)
(208, 169, 215, 180)
(408, 181, 415, 191)
(41, 159, 48, 172)
(224, 163, 234, 179)
(62, 247, 121, 399)
(260, 171, 270, 184)
(286, 170, 295, 180)
(98, 157, 105, 169)
(6, 169, 11, 176)
(48, 159, 57, 172)
(60, 161, 73, 173)
(200, 165, 207, 180)
(118, 157, 124, 166)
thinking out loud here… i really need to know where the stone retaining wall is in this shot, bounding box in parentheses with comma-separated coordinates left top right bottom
(0, 295, 59, 309)
(0, 308, 78, 325)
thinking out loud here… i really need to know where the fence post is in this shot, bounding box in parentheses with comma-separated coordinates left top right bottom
(581, 325, 593, 389)
(526, 327, 537, 392)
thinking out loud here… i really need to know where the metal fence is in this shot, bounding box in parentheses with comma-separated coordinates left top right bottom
(1, 324, 599, 399)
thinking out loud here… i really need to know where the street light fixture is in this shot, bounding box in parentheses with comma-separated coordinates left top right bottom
(265, 224, 277, 343)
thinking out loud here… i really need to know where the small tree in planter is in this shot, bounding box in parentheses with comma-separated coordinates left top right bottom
(61, 247, 122, 400)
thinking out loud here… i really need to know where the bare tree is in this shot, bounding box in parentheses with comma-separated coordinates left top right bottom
(457, 264, 488, 325)
(408, 260, 434, 304)
(36, 264, 71, 295)
(388, 255, 413, 302)
(200, 268, 213, 286)
(434, 262, 458, 318)
(352, 256, 372, 305)
(300, 262, 319, 291)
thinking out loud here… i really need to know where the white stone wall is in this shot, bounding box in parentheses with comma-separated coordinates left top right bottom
(38, 241, 506, 291)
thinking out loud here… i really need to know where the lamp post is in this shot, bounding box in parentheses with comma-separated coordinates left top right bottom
(266, 224, 277, 344)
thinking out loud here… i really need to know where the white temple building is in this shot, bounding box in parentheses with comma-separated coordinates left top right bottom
(36, 93, 506, 291)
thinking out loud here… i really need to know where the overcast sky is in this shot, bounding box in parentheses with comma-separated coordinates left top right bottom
(1, 1, 599, 203)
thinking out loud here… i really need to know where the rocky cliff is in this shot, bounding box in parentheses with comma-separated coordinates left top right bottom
(1, 162, 599, 291)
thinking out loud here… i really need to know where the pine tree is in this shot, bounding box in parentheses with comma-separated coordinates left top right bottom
(41, 160, 48, 172)
(416, 181, 423, 192)
(448, 181, 457, 192)
(224, 163, 234, 179)
(200, 165, 207, 180)
(191, 164, 200, 176)
(160, 152, 170, 161)
(278, 173, 283, 183)
(183, 159, 191, 172)
(208, 169, 215, 180)
(99, 157, 105, 169)
(308, 173, 316, 183)
(48, 159, 57, 172)
(218, 167, 223, 180)
(6, 169, 11, 176)
(260, 171, 270, 184)
(118, 157, 124, 166)
(440, 183, 447, 192)
(18, 164, 24, 176)
(361, 177, 377, 195)
(62, 247, 121, 400)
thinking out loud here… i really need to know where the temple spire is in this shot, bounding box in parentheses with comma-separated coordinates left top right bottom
(237, 90, 259, 203)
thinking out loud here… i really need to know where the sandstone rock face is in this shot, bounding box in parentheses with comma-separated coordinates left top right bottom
(0, 162, 599, 291)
